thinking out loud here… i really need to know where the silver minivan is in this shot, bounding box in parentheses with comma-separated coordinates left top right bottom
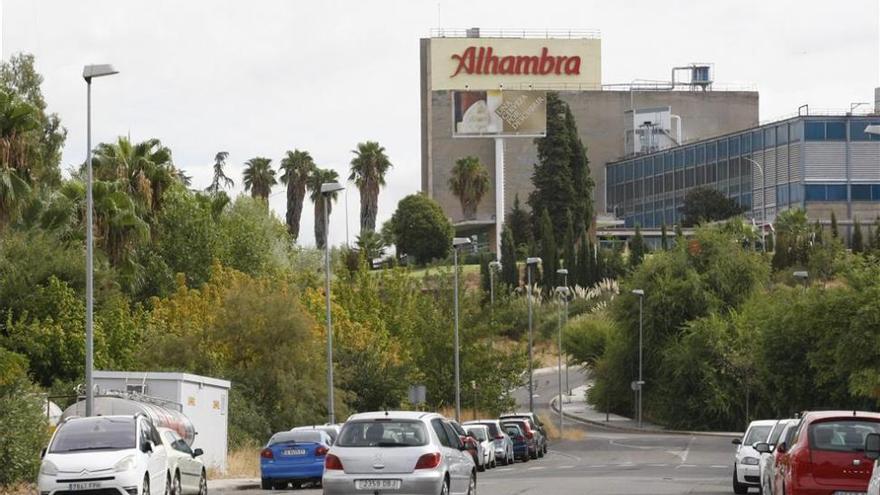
(322, 411, 476, 495)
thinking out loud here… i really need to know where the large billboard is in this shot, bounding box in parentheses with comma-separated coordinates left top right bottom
(430, 37, 601, 91)
(453, 90, 547, 137)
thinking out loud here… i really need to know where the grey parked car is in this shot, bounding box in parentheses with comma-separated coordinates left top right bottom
(463, 420, 515, 466)
(500, 412, 547, 457)
(322, 411, 476, 495)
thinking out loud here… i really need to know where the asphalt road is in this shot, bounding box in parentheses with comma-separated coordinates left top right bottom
(214, 367, 744, 494)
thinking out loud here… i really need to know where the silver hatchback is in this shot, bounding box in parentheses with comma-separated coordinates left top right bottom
(322, 411, 476, 495)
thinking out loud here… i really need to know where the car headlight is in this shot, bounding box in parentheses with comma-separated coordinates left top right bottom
(114, 455, 137, 473)
(741, 457, 760, 465)
(40, 460, 58, 476)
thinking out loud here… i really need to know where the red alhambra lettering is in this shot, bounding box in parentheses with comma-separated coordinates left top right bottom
(450, 46, 582, 77)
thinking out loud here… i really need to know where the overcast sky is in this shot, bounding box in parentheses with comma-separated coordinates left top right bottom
(3, 0, 878, 247)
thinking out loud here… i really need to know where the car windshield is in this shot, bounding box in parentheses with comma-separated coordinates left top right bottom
(270, 431, 324, 445)
(809, 419, 880, 452)
(503, 426, 521, 437)
(767, 421, 789, 444)
(466, 427, 487, 441)
(743, 425, 772, 445)
(471, 422, 500, 437)
(293, 427, 337, 444)
(336, 420, 429, 447)
(50, 417, 136, 453)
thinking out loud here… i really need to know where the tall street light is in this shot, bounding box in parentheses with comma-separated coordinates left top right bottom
(631, 289, 645, 429)
(525, 257, 542, 414)
(452, 236, 472, 422)
(321, 181, 344, 424)
(488, 261, 502, 306)
(555, 268, 568, 437)
(743, 157, 766, 251)
(83, 64, 118, 417)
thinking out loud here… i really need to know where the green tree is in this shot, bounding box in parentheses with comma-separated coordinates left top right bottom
(205, 151, 234, 193)
(279, 149, 315, 241)
(388, 194, 453, 265)
(506, 194, 531, 253)
(661, 222, 669, 250)
(156, 187, 221, 287)
(852, 217, 864, 253)
(307, 167, 340, 249)
(830, 211, 839, 238)
(576, 239, 593, 287)
(539, 209, 557, 289)
(679, 187, 745, 227)
(772, 209, 810, 269)
(448, 156, 490, 220)
(500, 226, 518, 288)
(355, 230, 386, 261)
(0, 89, 41, 227)
(218, 196, 292, 277)
(630, 225, 646, 267)
(563, 210, 577, 279)
(349, 141, 392, 233)
(242, 157, 276, 201)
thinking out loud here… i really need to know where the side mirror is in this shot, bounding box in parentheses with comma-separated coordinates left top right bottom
(193, 448, 204, 458)
(731, 438, 742, 445)
(754, 442, 771, 454)
(775, 441, 788, 454)
(865, 433, 880, 460)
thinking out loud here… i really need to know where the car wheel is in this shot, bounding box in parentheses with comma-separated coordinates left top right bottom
(543, 444, 548, 454)
(439, 477, 450, 495)
(142, 475, 151, 495)
(165, 474, 172, 495)
(260, 479, 271, 490)
(538, 446, 545, 458)
(530, 447, 538, 460)
(733, 466, 748, 495)
(522, 452, 529, 462)
(467, 471, 476, 495)
(198, 470, 208, 495)
(171, 472, 181, 495)
(273, 481, 287, 490)
(477, 458, 485, 472)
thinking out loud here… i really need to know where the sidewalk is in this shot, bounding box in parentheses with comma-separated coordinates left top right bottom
(207, 478, 258, 491)
(551, 383, 742, 437)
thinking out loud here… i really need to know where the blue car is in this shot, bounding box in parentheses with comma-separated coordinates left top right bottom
(260, 429, 332, 489)
(502, 423, 530, 462)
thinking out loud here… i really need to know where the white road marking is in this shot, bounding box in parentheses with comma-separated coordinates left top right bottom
(648, 464, 668, 467)
(711, 465, 728, 468)
(677, 464, 697, 468)
(495, 468, 514, 472)
(665, 435, 694, 463)
(527, 466, 546, 471)
(559, 465, 574, 469)
(588, 465, 606, 468)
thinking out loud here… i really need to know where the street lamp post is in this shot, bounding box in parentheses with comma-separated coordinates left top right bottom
(525, 257, 542, 414)
(452, 237, 472, 422)
(488, 261, 502, 306)
(321, 181, 345, 424)
(743, 157, 766, 252)
(555, 268, 568, 437)
(631, 289, 645, 429)
(82, 64, 118, 417)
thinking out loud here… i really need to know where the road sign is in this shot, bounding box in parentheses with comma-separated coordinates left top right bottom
(408, 385, 426, 405)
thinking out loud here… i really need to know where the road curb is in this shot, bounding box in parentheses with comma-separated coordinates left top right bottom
(549, 396, 742, 438)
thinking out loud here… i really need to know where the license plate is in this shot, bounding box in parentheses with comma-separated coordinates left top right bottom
(832, 492, 866, 495)
(283, 448, 306, 456)
(68, 482, 102, 491)
(355, 479, 401, 490)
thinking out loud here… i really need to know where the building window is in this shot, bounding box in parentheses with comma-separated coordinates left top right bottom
(707, 142, 717, 162)
(850, 121, 880, 141)
(729, 137, 739, 157)
(625, 162, 633, 181)
(685, 168, 695, 188)
(752, 130, 764, 149)
(741, 134, 751, 154)
(654, 175, 663, 194)
(685, 148, 695, 166)
(635, 160, 643, 179)
(826, 122, 846, 140)
(696, 165, 706, 186)
(790, 120, 803, 142)
(827, 184, 846, 200)
(852, 184, 872, 201)
(718, 140, 727, 158)
(765, 128, 776, 148)
(664, 153, 673, 172)
(646, 158, 654, 176)
(805, 184, 825, 201)
(696, 145, 705, 164)
(805, 122, 825, 140)
(674, 150, 684, 169)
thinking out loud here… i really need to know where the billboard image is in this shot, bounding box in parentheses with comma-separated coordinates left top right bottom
(453, 90, 547, 137)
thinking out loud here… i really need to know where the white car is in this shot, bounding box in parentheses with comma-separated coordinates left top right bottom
(291, 424, 341, 445)
(464, 425, 495, 469)
(731, 419, 776, 494)
(756, 419, 798, 495)
(867, 432, 880, 495)
(38, 414, 168, 495)
(158, 427, 208, 495)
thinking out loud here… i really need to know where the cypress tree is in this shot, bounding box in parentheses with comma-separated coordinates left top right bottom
(594, 244, 605, 283)
(577, 238, 590, 287)
(500, 226, 519, 288)
(660, 222, 669, 250)
(479, 252, 491, 296)
(830, 211, 839, 239)
(539, 208, 557, 290)
(525, 237, 541, 286)
(563, 210, 577, 280)
(507, 194, 532, 251)
(630, 225, 646, 267)
(852, 217, 864, 253)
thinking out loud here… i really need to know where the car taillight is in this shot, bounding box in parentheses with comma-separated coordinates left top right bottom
(260, 448, 274, 459)
(325, 454, 344, 470)
(525, 432, 534, 439)
(414, 452, 442, 469)
(315, 446, 329, 456)
(494, 435, 505, 440)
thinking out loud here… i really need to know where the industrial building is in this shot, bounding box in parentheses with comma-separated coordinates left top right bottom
(420, 28, 759, 252)
(605, 111, 880, 238)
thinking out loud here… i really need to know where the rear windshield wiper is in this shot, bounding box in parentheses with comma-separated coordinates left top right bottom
(375, 442, 411, 447)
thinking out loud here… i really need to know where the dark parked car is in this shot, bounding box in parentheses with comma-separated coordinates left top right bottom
(501, 423, 530, 463)
(500, 412, 547, 456)
(501, 418, 539, 460)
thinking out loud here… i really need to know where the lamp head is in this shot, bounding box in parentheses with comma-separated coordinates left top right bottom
(452, 237, 472, 248)
(631, 289, 645, 296)
(793, 271, 809, 280)
(320, 182, 344, 194)
(489, 261, 502, 269)
(865, 124, 880, 136)
(83, 64, 118, 81)
(556, 269, 568, 276)
(526, 257, 542, 265)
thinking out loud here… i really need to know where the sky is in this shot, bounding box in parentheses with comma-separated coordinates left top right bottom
(3, 0, 879, 248)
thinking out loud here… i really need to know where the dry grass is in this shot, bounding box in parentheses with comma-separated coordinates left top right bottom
(209, 443, 260, 480)
(438, 406, 497, 423)
(538, 413, 586, 441)
(0, 483, 36, 495)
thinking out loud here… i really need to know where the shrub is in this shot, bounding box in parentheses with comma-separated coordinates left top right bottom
(0, 347, 50, 485)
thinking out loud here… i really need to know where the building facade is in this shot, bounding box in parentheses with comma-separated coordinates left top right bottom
(605, 114, 880, 234)
(420, 29, 759, 252)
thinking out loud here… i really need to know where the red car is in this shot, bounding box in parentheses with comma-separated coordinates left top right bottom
(765, 410, 880, 495)
(449, 420, 484, 471)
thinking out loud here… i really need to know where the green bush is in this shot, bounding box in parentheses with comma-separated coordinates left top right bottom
(0, 347, 50, 485)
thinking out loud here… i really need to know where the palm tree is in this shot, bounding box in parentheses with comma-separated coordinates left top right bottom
(0, 90, 40, 228)
(308, 167, 340, 249)
(279, 149, 315, 241)
(349, 141, 392, 234)
(242, 157, 276, 201)
(356, 230, 386, 261)
(91, 136, 177, 219)
(448, 156, 490, 220)
(206, 151, 234, 193)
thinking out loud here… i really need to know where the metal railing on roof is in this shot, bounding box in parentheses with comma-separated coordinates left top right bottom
(430, 28, 600, 39)
(759, 107, 879, 126)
